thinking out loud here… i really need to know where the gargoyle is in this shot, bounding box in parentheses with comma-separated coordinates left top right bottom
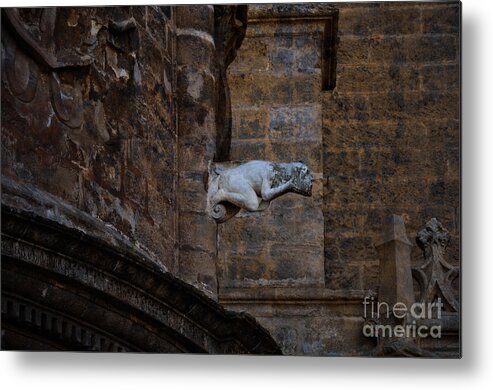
(207, 160, 313, 223)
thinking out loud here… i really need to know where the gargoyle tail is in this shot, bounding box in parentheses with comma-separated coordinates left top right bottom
(211, 202, 241, 223)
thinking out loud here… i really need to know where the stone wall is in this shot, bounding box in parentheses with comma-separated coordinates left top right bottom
(1, 6, 248, 298)
(1, 5, 285, 352)
(174, 5, 219, 296)
(223, 2, 460, 356)
(323, 1, 460, 291)
(218, 4, 333, 290)
(1, 3, 461, 356)
(1, 6, 178, 271)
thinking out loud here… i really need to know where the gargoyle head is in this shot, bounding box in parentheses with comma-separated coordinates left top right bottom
(288, 162, 313, 197)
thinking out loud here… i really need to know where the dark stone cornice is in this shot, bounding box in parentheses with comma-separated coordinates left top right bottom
(1, 175, 281, 354)
(248, 3, 338, 21)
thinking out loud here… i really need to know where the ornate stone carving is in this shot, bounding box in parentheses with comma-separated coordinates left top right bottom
(48, 72, 84, 129)
(414, 218, 459, 312)
(207, 160, 313, 223)
(1, 175, 282, 354)
(2, 8, 93, 129)
(2, 295, 131, 351)
(2, 30, 40, 103)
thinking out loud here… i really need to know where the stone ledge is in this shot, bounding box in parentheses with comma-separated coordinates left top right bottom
(248, 4, 338, 21)
(219, 287, 368, 304)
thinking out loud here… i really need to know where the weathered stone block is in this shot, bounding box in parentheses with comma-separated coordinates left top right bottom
(369, 5, 421, 35)
(230, 140, 267, 160)
(176, 34, 215, 69)
(133, 206, 175, 270)
(124, 168, 147, 208)
(270, 141, 322, 172)
(176, 102, 214, 137)
(369, 34, 457, 65)
(228, 37, 270, 72)
(177, 68, 216, 109)
(323, 93, 369, 123)
(415, 35, 458, 63)
(324, 148, 375, 178)
(324, 208, 369, 233)
(270, 47, 295, 72)
(220, 245, 324, 288)
(422, 64, 460, 92)
(175, 5, 214, 32)
(179, 211, 216, 254)
(338, 236, 378, 263)
(337, 36, 370, 65)
(422, 4, 460, 34)
(418, 92, 460, 120)
(232, 108, 269, 139)
(294, 36, 322, 71)
(268, 104, 321, 141)
(178, 136, 215, 172)
(421, 119, 460, 151)
(361, 262, 379, 291)
(337, 64, 420, 93)
(146, 184, 172, 225)
(427, 179, 460, 206)
(92, 149, 122, 195)
(220, 212, 321, 248)
(338, 6, 370, 37)
(369, 36, 409, 64)
(178, 247, 217, 295)
(324, 175, 382, 206)
(325, 260, 361, 290)
(294, 74, 322, 103)
(229, 73, 320, 106)
(368, 92, 420, 120)
(178, 172, 207, 213)
(325, 120, 428, 149)
(129, 139, 175, 174)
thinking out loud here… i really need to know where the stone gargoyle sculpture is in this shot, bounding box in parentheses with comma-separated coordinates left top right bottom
(207, 160, 313, 223)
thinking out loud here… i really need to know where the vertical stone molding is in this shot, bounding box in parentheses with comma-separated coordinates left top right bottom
(371, 215, 437, 357)
(373, 215, 415, 354)
(213, 5, 248, 161)
(375, 214, 415, 313)
(175, 6, 219, 297)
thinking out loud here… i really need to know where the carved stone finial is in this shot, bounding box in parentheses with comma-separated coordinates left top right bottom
(414, 218, 459, 312)
(416, 217, 450, 253)
(206, 160, 313, 223)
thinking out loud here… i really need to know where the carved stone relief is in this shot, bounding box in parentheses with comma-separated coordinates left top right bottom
(2, 8, 92, 130)
(207, 160, 313, 223)
(414, 218, 460, 313)
(369, 216, 460, 357)
(1, 7, 178, 269)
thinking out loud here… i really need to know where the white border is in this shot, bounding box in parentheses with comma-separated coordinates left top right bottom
(2, 0, 492, 389)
